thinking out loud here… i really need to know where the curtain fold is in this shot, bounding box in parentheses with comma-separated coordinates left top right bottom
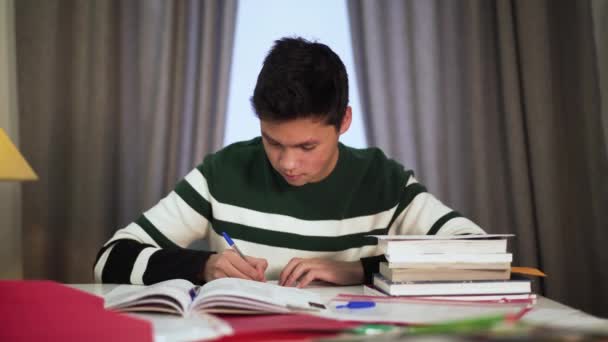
(592, 0, 608, 154)
(349, 0, 608, 316)
(0, 0, 22, 279)
(15, 0, 237, 282)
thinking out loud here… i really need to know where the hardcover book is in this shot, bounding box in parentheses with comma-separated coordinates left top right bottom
(379, 262, 511, 282)
(376, 234, 511, 255)
(372, 273, 531, 296)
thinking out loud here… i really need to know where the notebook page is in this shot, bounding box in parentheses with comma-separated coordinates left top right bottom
(319, 299, 529, 324)
(194, 278, 321, 310)
(105, 279, 193, 314)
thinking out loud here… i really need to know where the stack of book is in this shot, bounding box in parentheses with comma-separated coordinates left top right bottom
(372, 234, 533, 296)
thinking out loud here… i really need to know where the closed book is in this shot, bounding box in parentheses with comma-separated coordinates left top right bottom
(372, 234, 513, 241)
(379, 262, 511, 282)
(378, 236, 509, 256)
(372, 273, 531, 296)
(386, 261, 511, 269)
(385, 253, 513, 264)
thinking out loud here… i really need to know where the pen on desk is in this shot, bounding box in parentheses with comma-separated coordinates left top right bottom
(336, 301, 376, 309)
(222, 232, 248, 260)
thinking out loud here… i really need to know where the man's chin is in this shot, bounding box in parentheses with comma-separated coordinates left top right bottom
(283, 175, 307, 186)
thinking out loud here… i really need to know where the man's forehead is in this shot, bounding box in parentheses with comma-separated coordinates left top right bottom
(260, 117, 336, 143)
(261, 130, 320, 146)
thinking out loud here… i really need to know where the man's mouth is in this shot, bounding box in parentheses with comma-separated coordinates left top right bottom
(283, 173, 301, 181)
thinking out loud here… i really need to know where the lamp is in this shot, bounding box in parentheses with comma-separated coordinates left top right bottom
(0, 128, 37, 181)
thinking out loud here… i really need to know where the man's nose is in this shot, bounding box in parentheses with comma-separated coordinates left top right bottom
(279, 149, 297, 171)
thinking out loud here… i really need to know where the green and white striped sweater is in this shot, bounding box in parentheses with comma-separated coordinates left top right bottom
(94, 137, 484, 285)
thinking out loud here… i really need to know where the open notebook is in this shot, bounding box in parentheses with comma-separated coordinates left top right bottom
(104, 278, 325, 316)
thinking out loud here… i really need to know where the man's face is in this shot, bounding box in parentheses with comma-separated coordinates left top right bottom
(260, 108, 351, 186)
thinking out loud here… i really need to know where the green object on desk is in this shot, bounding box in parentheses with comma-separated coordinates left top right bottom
(348, 314, 508, 337)
(351, 324, 396, 335)
(347, 315, 507, 338)
(405, 314, 508, 335)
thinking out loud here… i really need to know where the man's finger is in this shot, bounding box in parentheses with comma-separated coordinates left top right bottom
(256, 257, 270, 280)
(222, 259, 255, 280)
(280, 258, 304, 286)
(247, 257, 267, 281)
(258, 258, 269, 271)
(284, 261, 312, 287)
(255, 262, 267, 282)
(224, 253, 261, 279)
(300, 268, 335, 288)
(212, 270, 227, 281)
(247, 257, 268, 272)
(296, 269, 319, 288)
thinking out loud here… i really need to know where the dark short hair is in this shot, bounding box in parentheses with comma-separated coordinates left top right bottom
(251, 37, 349, 130)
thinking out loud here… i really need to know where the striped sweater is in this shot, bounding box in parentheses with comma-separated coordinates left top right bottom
(94, 137, 484, 285)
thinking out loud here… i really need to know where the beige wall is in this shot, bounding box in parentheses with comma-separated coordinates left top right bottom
(0, 0, 22, 279)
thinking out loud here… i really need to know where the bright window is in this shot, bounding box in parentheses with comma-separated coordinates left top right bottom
(223, 0, 367, 148)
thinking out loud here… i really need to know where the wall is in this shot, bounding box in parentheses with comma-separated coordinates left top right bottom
(223, 0, 367, 148)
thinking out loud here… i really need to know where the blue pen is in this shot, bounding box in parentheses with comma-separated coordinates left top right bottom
(336, 301, 376, 309)
(222, 232, 266, 281)
(222, 232, 248, 260)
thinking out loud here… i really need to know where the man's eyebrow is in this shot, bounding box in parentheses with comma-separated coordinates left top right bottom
(261, 132, 276, 143)
(261, 132, 319, 147)
(296, 141, 319, 147)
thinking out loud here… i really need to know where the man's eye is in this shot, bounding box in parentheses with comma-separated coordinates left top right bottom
(301, 145, 316, 151)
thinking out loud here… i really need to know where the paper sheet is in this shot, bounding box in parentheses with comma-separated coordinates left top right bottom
(316, 299, 530, 324)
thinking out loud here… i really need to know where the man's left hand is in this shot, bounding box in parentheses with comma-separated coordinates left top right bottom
(279, 258, 364, 288)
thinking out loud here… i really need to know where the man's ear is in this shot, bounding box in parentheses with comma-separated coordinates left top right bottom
(339, 106, 352, 135)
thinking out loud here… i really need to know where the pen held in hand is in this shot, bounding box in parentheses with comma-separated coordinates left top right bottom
(222, 231, 265, 282)
(222, 231, 248, 260)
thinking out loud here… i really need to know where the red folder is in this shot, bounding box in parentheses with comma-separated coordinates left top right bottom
(0, 280, 152, 342)
(0, 280, 103, 309)
(217, 314, 360, 341)
(216, 330, 338, 342)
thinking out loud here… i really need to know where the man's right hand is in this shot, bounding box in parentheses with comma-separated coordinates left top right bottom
(203, 249, 268, 282)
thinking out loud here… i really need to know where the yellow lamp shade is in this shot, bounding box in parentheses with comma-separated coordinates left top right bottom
(0, 128, 37, 181)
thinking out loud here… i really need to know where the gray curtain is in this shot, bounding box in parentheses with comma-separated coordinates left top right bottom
(349, 0, 608, 317)
(593, 0, 608, 150)
(0, 0, 22, 280)
(15, 0, 237, 282)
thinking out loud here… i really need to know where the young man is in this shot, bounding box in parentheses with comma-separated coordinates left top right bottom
(94, 37, 484, 288)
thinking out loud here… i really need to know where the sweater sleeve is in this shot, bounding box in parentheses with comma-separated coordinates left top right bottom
(392, 175, 486, 236)
(93, 166, 216, 285)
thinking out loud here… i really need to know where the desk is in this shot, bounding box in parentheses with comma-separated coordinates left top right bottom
(68, 284, 608, 342)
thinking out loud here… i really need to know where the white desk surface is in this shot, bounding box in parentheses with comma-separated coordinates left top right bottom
(68, 283, 608, 342)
